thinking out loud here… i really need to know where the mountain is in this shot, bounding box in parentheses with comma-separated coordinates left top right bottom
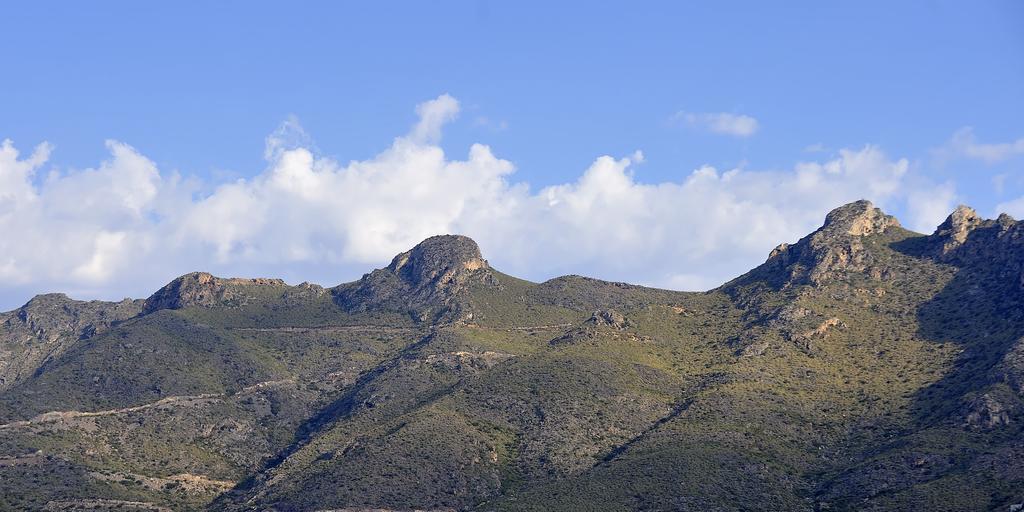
(1, 200, 1022, 511)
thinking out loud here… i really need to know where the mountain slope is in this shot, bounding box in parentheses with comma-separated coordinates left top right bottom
(1, 200, 1022, 511)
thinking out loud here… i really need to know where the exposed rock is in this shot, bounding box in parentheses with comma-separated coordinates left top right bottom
(6, 294, 142, 342)
(788, 317, 846, 352)
(822, 199, 901, 237)
(802, 201, 899, 283)
(0, 294, 143, 391)
(963, 393, 1013, 430)
(422, 351, 515, 371)
(928, 206, 1022, 261)
(728, 200, 902, 290)
(143, 272, 287, 314)
(925, 206, 1024, 299)
(586, 309, 629, 329)
(0, 393, 224, 431)
(932, 205, 984, 255)
(333, 235, 500, 323)
(388, 234, 490, 288)
(287, 282, 326, 297)
(797, 317, 846, 340)
(550, 309, 643, 345)
(998, 212, 1018, 229)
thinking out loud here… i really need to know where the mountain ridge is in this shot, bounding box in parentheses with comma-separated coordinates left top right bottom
(2, 200, 936, 322)
(2, 199, 1023, 511)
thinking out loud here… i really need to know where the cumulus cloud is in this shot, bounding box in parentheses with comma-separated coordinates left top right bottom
(906, 181, 957, 234)
(996, 196, 1024, 219)
(0, 138, 190, 293)
(411, 93, 460, 144)
(941, 127, 1024, 164)
(677, 111, 760, 137)
(0, 95, 959, 309)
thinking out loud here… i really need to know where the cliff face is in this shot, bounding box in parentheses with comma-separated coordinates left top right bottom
(1, 202, 1024, 512)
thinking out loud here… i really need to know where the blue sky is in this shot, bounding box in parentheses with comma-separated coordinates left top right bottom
(0, 1, 1022, 308)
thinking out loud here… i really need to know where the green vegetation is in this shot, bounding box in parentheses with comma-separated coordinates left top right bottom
(1, 203, 1022, 511)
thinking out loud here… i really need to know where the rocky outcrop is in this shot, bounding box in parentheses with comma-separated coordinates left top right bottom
(731, 200, 902, 290)
(422, 351, 515, 371)
(586, 309, 629, 329)
(933, 205, 984, 255)
(0, 294, 143, 391)
(824, 200, 901, 237)
(781, 200, 899, 284)
(143, 272, 288, 314)
(926, 207, 1022, 270)
(7, 294, 143, 342)
(333, 235, 500, 323)
(388, 235, 490, 289)
(963, 392, 1014, 430)
(733, 305, 846, 356)
(720, 201, 903, 357)
(550, 309, 641, 345)
(788, 316, 846, 352)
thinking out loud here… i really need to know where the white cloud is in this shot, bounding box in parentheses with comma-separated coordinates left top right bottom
(942, 127, 1024, 164)
(906, 181, 957, 234)
(0, 139, 51, 208)
(264, 115, 315, 161)
(0, 138, 187, 295)
(677, 111, 759, 137)
(996, 196, 1024, 219)
(0, 95, 961, 308)
(473, 116, 508, 132)
(411, 93, 460, 144)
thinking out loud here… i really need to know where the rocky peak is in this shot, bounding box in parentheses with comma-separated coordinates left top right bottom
(819, 200, 901, 237)
(997, 213, 1017, 229)
(334, 235, 499, 324)
(143, 272, 287, 314)
(923, 206, 1024, 294)
(387, 235, 490, 290)
(6, 293, 143, 340)
(1, 294, 144, 391)
(932, 205, 984, 255)
(734, 200, 902, 290)
(13, 293, 74, 328)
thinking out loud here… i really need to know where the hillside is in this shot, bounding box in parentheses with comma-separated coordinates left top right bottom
(0, 200, 1022, 511)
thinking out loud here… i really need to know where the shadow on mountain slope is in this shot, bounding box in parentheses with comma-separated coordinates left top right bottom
(890, 210, 1024, 428)
(216, 328, 438, 501)
(819, 213, 1024, 510)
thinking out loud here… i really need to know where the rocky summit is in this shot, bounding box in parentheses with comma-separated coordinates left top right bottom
(1, 200, 1023, 511)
